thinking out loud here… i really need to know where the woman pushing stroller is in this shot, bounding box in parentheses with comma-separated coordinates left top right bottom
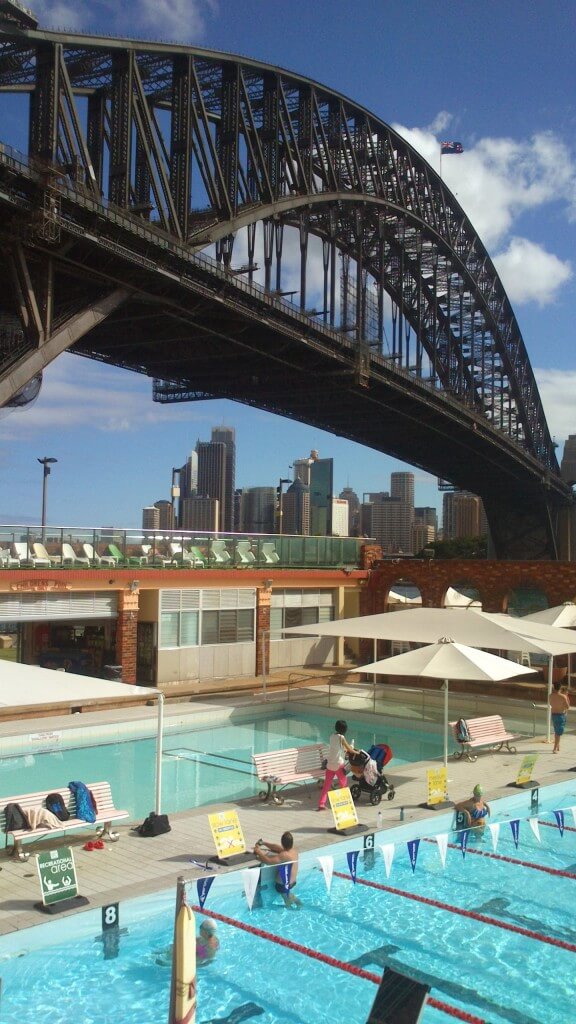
(317, 720, 356, 810)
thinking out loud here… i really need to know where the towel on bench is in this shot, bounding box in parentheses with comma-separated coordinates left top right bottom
(27, 807, 61, 830)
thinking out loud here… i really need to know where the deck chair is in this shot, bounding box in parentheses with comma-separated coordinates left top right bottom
(83, 543, 116, 567)
(260, 541, 280, 564)
(168, 542, 204, 567)
(0, 547, 21, 567)
(234, 540, 256, 565)
(61, 542, 90, 567)
(107, 543, 146, 566)
(208, 539, 231, 564)
(33, 542, 61, 566)
(141, 543, 172, 566)
(12, 542, 50, 568)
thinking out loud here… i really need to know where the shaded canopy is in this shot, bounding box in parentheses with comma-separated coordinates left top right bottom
(0, 660, 159, 707)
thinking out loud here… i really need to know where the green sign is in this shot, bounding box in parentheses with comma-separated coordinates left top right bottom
(36, 846, 78, 906)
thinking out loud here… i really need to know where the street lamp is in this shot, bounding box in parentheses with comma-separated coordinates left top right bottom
(277, 478, 291, 535)
(38, 457, 57, 537)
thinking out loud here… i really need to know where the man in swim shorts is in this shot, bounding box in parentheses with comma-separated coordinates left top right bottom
(550, 680, 571, 753)
(253, 831, 300, 907)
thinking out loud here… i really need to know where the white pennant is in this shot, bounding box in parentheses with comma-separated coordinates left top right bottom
(569, 806, 576, 830)
(435, 832, 448, 868)
(488, 822, 500, 852)
(528, 817, 541, 842)
(242, 867, 261, 911)
(379, 843, 395, 878)
(317, 855, 334, 893)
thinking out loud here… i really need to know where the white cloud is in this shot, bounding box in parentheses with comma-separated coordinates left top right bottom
(494, 237, 572, 307)
(34, 0, 218, 41)
(535, 368, 576, 445)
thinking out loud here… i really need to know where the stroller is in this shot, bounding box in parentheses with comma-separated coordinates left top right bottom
(347, 743, 395, 805)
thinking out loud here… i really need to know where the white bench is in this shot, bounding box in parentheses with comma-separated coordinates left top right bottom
(450, 715, 520, 763)
(252, 743, 327, 804)
(1, 781, 129, 861)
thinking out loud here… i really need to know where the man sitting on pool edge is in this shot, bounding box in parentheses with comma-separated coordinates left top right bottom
(455, 784, 490, 834)
(253, 831, 300, 908)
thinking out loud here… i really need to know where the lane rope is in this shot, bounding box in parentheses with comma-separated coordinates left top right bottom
(193, 905, 486, 1024)
(422, 836, 576, 879)
(332, 872, 576, 953)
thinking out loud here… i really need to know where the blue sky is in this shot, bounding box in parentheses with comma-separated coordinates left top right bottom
(1, 0, 575, 528)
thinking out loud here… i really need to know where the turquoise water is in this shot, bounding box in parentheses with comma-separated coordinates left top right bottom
(1, 785, 576, 1024)
(0, 713, 442, 819)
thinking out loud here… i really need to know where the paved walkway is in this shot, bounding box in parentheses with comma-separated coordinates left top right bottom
(2, 692, 575, 937)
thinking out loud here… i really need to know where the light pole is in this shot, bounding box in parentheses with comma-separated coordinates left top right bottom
(38, 457, 57, 538)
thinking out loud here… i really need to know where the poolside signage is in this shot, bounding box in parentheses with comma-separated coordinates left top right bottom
(328, 786, 359, 832)
(515, 754, 538, 788)
(426, 766, 450, 808)
(208, 810, 246, 860)
(36, 846, 79, 906)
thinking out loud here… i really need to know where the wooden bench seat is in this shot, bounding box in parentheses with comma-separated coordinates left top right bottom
(1, 781, 129, 861)
(252, 743, 327, 804)
(450, 715, 520, 763)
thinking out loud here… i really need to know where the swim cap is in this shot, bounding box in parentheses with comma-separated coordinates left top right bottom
(201, 919, 217, 932)
(473, 784, 483, 796)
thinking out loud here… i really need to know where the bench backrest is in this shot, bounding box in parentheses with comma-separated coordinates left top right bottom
(253, 743, 326, 776)
(466, 716, 506, 740)
(0, 781, 115, 831)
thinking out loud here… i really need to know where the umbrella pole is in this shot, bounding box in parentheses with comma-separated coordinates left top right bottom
(546, 656, 553, 744)
(443, 679, 449, 767)
(155, 691, 165, 815)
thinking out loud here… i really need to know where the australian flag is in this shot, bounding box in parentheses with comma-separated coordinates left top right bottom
(441, 141, 463, 155)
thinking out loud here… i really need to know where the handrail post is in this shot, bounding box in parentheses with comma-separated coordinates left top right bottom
(261, 628, 268, 702)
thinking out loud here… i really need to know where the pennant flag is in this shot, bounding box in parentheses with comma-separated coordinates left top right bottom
(196, 875, 215, 909)
(440, 141, 464, 155)
(277, 862, 293, 894)
(488, 822, 500, 852)
(317, 855, 334, 893)
(435, 833, 448, 869)
(459, 829, 470, 859)
(570, 806, 576, 829)
(407, 839, 420, 873)
(528, 817, 541, 843)
(510, 819, 520, 849)
(242, 867, 260, 911)
(553, 810, 565, 838)
(379, 843, 395, 879)
(347, 850, 359, 883)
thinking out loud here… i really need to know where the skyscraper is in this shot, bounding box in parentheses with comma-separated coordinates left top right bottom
(561, 436, 576, 486)
(142, 506, 160, 531)
(309, 455, 333, 535)
(239, 486, 276, 533)
(391, 472, 414, 508)
(339, 486, 360, 535)
(196, 440, 226, 531)
(211, 426, 236, 532)
(282, 478, 310, 535)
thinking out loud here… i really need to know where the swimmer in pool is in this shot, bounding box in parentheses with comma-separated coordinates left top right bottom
(455, 784, 490, 831)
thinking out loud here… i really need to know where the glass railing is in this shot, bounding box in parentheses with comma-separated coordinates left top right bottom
(0, 525, 368, 570)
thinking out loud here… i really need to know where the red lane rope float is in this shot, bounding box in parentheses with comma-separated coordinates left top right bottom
(332, 871, 576, 953)
(192, 904, 486, 1024)
(538, 819, 576, 833)
(422, 836, 576, 879)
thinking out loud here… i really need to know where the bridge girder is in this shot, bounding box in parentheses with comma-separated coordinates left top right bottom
(0, 22, 572, 558)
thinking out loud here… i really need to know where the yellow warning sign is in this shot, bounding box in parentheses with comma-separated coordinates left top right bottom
(328, 787, 359, 831)
(515, 754, 538, 787)
(208, 809, 246, 859)
(427, 766, 449, 806)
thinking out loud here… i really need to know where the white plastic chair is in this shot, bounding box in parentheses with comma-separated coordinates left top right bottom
(61, 543, 90, 567)
(260, 542, 280, 564)
(235, 540, 256, 564)
(83, 543, 116, 567)
(208, 540, 231, 564)
(33, 542, 61, 566)
(12, 542, 50, 568)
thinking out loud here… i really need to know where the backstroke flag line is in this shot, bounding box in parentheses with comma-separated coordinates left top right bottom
(435, 832, 448, 868)
(242, 868, 260, 910)
(317, 855, 334, 893)
(379, 843, 395, 879)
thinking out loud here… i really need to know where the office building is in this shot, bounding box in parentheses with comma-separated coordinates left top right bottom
(414, 506, 438, 534)
(413, 523, 436, 552)
(180, 496, 219, 533)
(391, 472, 415, 508)
(239, 486, 276, 534)
(331, 498, 349, 537)
(292, 451, 316, 485)
(339, 486, 360, 535)
(561, 435, 576, 485)
(282, 478, 310, 535)
(142, 506, 160, 531)
(211, 426, 236, 531)
(309, 455, 334, 535)
(154, 500, 174, 531)
(360, 496, 413, 553)
(196, 440, 227, 532)
(443, 491, 487, 540)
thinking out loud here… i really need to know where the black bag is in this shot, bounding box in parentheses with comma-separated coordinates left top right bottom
(137, 812, 171, 837)
(45, 792, 70, 822)
(4, 802, 31, 833)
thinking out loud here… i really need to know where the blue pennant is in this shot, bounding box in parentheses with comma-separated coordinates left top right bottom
(197, 875, 215, 908)
(509, 819, 520, 848)
(347, 850, 359, 883)
(407, 838, 420, 872)
(278, 862, 292, 894)
(553, 809, 565, 837)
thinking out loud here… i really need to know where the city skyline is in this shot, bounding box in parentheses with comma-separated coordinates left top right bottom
(1, 1, 574, 528)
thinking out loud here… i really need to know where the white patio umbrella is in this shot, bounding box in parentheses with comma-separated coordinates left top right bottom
(523, 601, 576, 718)
(351, 638, 536, 766)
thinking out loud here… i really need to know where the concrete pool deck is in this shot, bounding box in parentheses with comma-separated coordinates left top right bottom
(1, 691, 576, 937)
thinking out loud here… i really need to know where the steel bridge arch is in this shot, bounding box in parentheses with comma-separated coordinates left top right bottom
(0, 19, 572, 557)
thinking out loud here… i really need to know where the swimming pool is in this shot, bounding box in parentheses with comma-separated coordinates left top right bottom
(0, 710, 442, 819)
(2, 781, 575, 1024)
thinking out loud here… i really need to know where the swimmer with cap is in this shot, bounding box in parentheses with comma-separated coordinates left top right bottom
(155, 917, 219, 968)
(455, 784, 490, 830)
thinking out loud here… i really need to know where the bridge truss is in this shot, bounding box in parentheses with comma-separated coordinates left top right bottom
(0, 16, 572, 557)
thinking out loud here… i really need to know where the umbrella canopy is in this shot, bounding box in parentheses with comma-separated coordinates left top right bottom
(523, 603, 576, 629)
(352, 637, 536, 766)
(283, 606, 576, 656)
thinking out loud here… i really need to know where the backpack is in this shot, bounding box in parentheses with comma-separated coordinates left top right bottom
(45, 792, 70, 822)
(4, 802, 31, 833)
(137, 812, 171, 838)
(456, 719, 471, 743)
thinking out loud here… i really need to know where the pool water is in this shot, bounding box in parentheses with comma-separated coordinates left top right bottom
(2, 785, 575, 1024)
(0, 712, 442, 819)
